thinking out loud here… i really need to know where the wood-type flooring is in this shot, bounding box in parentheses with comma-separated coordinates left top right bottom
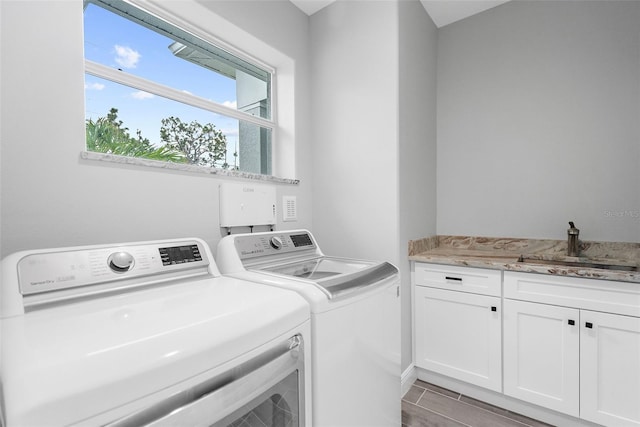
(402, 380, 554, 427)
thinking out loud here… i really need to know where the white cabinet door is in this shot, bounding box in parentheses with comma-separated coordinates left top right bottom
(580, 310, 640, 426)
(414, 286, 502, 392)
(503, 299, 580, 417)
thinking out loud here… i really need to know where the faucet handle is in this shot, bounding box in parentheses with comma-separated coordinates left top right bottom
(568, 221, 579, 236)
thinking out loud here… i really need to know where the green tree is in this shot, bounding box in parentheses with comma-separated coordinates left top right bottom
(86, 108, 187, 163)
(160, 116, 235, 169)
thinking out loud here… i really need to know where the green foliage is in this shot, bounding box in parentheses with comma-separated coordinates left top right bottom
(86, 108, 236, 169)
(86, 108, 187, 163)
(160, 116, 234, 169)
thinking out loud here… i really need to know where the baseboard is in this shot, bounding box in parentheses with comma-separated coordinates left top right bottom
(400, 364, 417, 397)
(415, 368, 600, 427)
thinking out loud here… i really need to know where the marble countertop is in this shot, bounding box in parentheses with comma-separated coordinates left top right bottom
(409, 235, 640, 284)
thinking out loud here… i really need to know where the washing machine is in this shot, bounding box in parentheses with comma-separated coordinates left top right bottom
(216, 229, 401, 427)
(0, 238, 311, 426)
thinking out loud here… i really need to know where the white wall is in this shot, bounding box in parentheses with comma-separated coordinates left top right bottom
(398, 1, 438, 372)
(437, 1, 640, 242)
(0, 0, 312, 257)
(309, 0, 400, 264)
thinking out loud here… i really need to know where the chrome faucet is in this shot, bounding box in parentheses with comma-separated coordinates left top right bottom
(567, 221, 580, 257)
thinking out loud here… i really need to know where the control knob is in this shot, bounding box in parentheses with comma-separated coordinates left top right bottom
(270, 236, 283, 250)
(108, 251, 135, 273)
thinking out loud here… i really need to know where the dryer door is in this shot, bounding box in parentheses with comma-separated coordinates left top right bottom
(107, 335, 305, 427)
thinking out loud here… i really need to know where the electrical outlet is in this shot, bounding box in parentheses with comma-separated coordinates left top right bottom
(282, 196, 297, 222)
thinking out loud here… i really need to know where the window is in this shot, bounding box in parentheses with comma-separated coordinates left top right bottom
(83, 0, 274, 175)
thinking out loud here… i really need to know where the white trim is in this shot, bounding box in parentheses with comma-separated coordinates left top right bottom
(121, 0, 281, 133)
(401, 364, 418, 397)
(85, 61, 274, 130)
(118, 0, 296, 179)
(124, 0, 276, 77)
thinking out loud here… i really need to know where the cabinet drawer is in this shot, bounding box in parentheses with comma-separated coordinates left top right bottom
(504, 272, 640, 318)
(413, 263, 501, 296)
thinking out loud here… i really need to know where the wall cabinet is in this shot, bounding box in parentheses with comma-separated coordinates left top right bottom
(504, 272, 640, 426)
(413, 263, 502, 392)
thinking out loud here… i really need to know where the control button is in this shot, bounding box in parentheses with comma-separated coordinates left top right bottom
(270, 236, 283, 250)
(108, 252, 135, 273)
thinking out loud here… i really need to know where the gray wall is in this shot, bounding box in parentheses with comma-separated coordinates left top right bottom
(399, 0, 438, 374)
(310, 0, 437, 374)
(0, 0, 312, 257)
(309, 0, 400, 265)
(437, 1, 640, 242)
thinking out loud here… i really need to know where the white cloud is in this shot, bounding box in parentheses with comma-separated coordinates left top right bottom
(222, 128, 239, 138)
(114, 45, 141, 69)
(223, 100, 237, 109)
(85, 82, 105, 90)
(131, 91, 154, 100)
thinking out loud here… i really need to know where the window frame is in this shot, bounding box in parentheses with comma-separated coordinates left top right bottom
(83, 0, 280, 177)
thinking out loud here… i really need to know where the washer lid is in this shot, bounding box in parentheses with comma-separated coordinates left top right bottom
(256, 256, 398, 299)
(1, 276, 309, 426)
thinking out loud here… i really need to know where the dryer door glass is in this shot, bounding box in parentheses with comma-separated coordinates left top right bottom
(214, 370, 300, 427)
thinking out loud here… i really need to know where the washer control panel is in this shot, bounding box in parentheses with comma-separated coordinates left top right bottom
(270, 236, 283, 250)
(17, 240, 207, 296)
(235, 231, 317, 260)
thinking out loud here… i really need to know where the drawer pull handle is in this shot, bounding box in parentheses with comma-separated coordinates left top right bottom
(445, 276, 463, 282)
(568, 319, 575, 326)
(585, 322, 593, 329)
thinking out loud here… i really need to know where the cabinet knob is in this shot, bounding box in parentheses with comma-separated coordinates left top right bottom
(585, 322, 593, 329)
(568, 319, 575, 326)
(491, 306, 497, 312)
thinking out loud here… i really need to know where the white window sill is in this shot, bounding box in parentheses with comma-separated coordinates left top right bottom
(81, 151, 300, 185)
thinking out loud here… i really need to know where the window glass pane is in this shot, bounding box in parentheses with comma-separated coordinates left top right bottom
(83, 0, 276, 175)
(83, 1, 271, 120)
(85, 75, 240, 169)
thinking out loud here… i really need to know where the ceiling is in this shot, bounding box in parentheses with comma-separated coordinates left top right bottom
(290, 0, 510, 27)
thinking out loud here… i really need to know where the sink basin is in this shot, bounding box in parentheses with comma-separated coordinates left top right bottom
(517, 256, 638, 272)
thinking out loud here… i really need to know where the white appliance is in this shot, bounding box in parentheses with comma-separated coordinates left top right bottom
(1, 238, 311, 426)
(216, 230, 401, 427)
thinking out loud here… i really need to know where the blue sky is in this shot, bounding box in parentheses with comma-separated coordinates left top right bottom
(83, 3, 240, 155)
